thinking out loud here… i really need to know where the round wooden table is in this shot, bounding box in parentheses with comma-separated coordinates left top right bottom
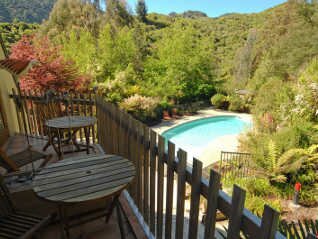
(33, 154, 135, 239)
(45, 116, 97, 160)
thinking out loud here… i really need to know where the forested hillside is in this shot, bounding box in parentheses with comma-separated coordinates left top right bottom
(0, 0, 55, 23)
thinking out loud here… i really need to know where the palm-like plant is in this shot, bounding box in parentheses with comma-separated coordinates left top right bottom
(262, 140, 314, 183)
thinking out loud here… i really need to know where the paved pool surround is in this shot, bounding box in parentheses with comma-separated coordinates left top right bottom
(152, 107, 252, 168)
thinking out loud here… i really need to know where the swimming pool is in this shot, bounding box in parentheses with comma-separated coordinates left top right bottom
(162, 116, 251, 161)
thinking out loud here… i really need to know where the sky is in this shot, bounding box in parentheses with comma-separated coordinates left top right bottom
(125, 0, 287, 17)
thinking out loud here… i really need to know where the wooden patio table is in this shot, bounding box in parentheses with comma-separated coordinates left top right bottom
(33, 154, 135, 239)
(45, 116, 96, 160)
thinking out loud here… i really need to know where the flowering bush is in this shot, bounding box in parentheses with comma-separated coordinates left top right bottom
(10, 35, 91, 92)
(120, 94, 161, 124)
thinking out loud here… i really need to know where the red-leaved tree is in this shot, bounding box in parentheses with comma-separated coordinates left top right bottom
(10, 35, 91, 92)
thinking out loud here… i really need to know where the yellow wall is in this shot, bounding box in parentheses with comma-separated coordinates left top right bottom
(0, 46, 19, 135)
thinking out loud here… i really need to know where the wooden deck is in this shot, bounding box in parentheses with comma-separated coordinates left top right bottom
(1, 135, 137, 239)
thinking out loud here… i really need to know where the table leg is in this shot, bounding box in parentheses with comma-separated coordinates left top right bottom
(58, 204, 69, 239)
(71, 129, 81, 151)
(42, 139, 51, 152)
(43, 128, 53, 151)
(84, 127, 90, 154)
(57, 129, 63, 160)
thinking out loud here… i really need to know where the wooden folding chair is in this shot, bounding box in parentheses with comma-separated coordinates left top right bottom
(0, 175, 53, 238)
(0, 136, 51, 173)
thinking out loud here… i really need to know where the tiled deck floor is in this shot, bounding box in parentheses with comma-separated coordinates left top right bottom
(2, 135, 136, 239)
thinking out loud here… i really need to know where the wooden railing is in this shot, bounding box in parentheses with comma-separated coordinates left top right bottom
(219, 151, 252, 180)
(11, 90, 97, 142)
(96, 96, 286, 239)
(279, 219, 318, 239)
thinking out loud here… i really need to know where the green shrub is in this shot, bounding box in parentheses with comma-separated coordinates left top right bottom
(228, 95, 249, 112)
(299, 187, 318, 207)
(210, 94, 229, 109)
(245, 195, 281, 216)
(246, 178, 277, 197)
(159, 100, 172, 111)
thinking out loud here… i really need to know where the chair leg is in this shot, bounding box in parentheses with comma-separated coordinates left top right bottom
(116, 201, 126, 239)
(105, 195, 119, 223)
(39, 154, 52, 168)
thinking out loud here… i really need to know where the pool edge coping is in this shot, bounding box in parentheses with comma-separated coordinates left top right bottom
(151, 107, 252, 136)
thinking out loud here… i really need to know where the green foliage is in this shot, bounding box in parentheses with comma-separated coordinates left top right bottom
(98, 24, 138, 80)
(245, 178, 277, 197)
(224, 177, 281, 215)
(252, 79, 295, 124)
(0, 22, 38, 50)
(240, 2, 318, 203)
(0, 0, 55, 23)
(42, 0, 101, 39)
(245, 195, 282, 216)
(299, 186, 318, 206)
(143, 20, 217, 103)
(228, 95, 250, 113)
(61, 30, 97, 76)
(105, 0, 133, 28)
(210, 94, 229, 109)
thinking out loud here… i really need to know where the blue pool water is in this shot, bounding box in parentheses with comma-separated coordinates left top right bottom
(162, 116, 251, 159)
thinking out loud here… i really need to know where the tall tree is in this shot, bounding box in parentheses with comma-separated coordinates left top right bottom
(136, 0, 147, 23)
(143, 21, 216, 103)
(42, 0, 101, 39)
(105, 0, 133, 28)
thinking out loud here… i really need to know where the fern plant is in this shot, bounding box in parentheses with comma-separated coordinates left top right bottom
(262, 140, 312, 183)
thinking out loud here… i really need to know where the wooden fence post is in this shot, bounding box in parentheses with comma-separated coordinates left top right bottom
(149, 130, 157, 236)
(204, 170, 221, 239)
(260, 205, 280, 239)
(165, 141, 175, 239)
(175, 149, 187, 239)
(227, 184, 246, 239)
(188, 158, 202, 239)
(157, 135, 165, 239)
(143, 125, 150, 225)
